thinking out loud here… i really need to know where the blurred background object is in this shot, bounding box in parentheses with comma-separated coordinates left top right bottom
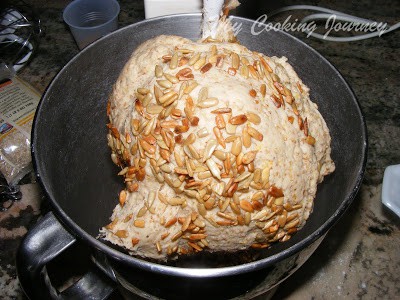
(0, 0, 42, 72)
(144, 0, 202, 19)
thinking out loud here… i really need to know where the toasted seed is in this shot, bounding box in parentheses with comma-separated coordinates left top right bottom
(171, 108, 182, 118)
(176, 68, 194, 80)
(275, 197, 284, 206)
(242, 151, 257, 164)
(198, 171, 212, 179)
(211, 107, 232, 114)
(140, 139, 156, 154)
(188, 233, 207, 240)
(198, 87, 208, 102)
(188, 116, 199, 128)
(271, 94, 282, 108)
(183, 133, 196, 146)
(224, 153, 232, 174)
(155, 65, 163, 78)
(260, 84, 267, 97)
(210, 44, 218, 56)
(134, 219, 145, 228)
(159, 92, 178, 106)
(134, 100, 145, 117)
(284, 219, 299, 230)
(202, 139, 218, 162)
(154, 85, 163, 103)
(234, 171, 251, 183)
(215, 114, 226, 129)
(252, 191, 264, 201)
(206, 159, 221, 180)
(147, 104, 163, 114)
(160, 148, 171, 162)
(157, 80, 173, 89)
(197, 203, 207, 217)
(213, 150, 227, 161)
(198, 97, 219, 108)
(155, 241, 162, 253)
(164, 73, 179, 84)
(188, 52, 200, 65)
(248, 126, 263, 141)
(168, 197, 185, 206)
(251, 199, 263, 211)
(160, 164, 172, 173)
(240, 64, 249, 78)
(162, 54, 172, 62)
(174, 167, 189, 175)
(171, 230, 183, 242)
(200, 63, 213, 73)
(239, 58, 249, 68)
(178, 56, 189, 67)
(260, 56, 273, 73)
(226, 182, 238, 198)
(292, 102, 299, 115)
(213, 126, 226, 148)
(170, 52, 179, 69)
(142, 92, 153, 107)
(261, 166, 271, 185)
(193, 56, 206, 70)
(225, 135, 238, 143)
(273, 81, 285, 95)
(285, 94, 294, 105)
(306, 135, 316, 145)
(231, 52, 240, 69)
(119, 190, 127, 207)
(115, 230, 128, 238)
(137, 88, 150, 95)
(230, 114, 248, 125)
(184, 81, 199, 94)
(296, 81, 303, 93)
(197, 127, 209, 138)
(231, 137, 242, 156)
(244, 211, 251, 225)
(188, 144, 201, 160)
(246, 112, 261, 125)
(178, 81, 188, 99)
(181, 216, 192, 232)
(227, 67, 236, 76)
(118, 167, 128, 176)
(286, 213, 299, 223)
(240, 200, 254, 213)
(242, 127, 251, 148)
(253, 168, 261, 183)
(248, 65, 259, 79)
(249, 89, 257, 98)
(225, 123, 237, 135)
(209, 54, 218, 64)
(137, 206, 148, 218)
(268, 185, 284, 197)
(236, 152, 244, 166)
(144, 117, 157, 136)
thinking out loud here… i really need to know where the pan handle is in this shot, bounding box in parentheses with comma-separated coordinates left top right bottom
(16, 211, 116, 300)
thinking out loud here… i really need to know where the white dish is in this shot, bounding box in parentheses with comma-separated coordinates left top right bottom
(382, 164, 400, 217)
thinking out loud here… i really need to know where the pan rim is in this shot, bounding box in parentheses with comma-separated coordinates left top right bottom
(31, 13, 368, 278)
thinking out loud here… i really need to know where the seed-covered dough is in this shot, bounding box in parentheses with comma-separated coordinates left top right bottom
(101, 32, 335, 260)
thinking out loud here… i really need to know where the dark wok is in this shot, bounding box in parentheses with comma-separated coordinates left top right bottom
(17, 14, 367, 300)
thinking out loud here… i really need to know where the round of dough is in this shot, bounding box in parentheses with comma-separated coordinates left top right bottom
(102, 34, 334, 260)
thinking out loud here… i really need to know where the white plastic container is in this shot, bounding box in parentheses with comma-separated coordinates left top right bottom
(382, 164, 400, 217)
(144, 0, 202, 19)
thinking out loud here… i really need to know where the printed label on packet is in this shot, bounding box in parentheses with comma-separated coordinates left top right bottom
(0, 77, 41, 141)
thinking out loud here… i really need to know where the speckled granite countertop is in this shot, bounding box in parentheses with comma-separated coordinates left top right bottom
(1, 0, 399, 299)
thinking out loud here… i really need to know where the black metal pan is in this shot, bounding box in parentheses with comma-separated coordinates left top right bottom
(17, 14, 367, 300)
